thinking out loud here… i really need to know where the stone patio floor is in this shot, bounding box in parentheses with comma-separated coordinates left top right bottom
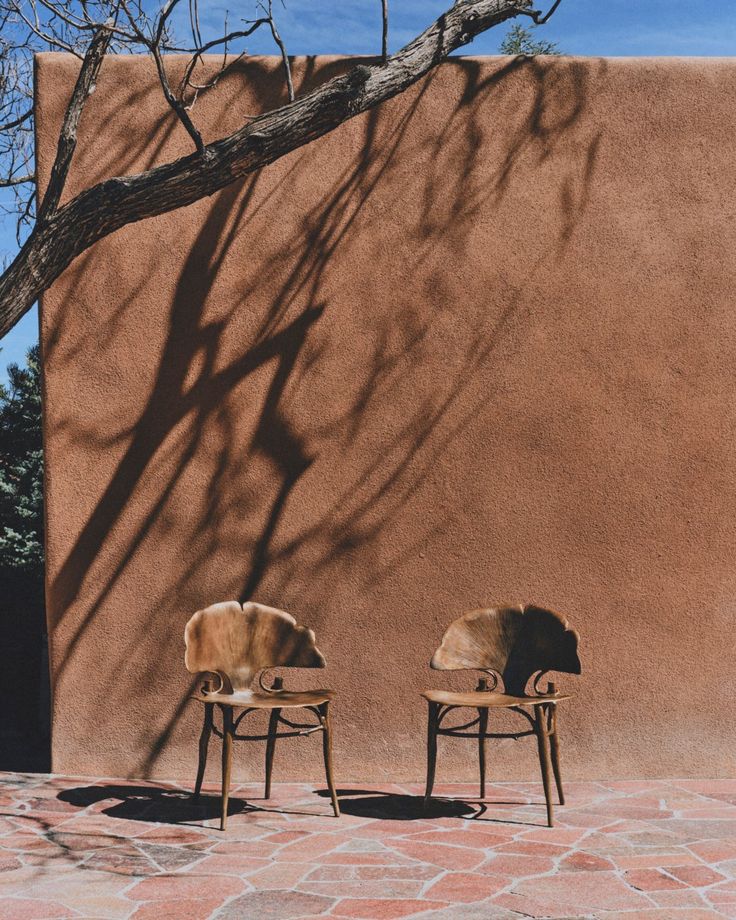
(1, 774, 736, 918)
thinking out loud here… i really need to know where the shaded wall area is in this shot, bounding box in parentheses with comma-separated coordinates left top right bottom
(0, 578, 49, 771)
(36, 54, 736, 781)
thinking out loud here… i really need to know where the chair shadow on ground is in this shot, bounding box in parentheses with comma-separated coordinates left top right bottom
(318, 789, 476, 820)
(317, 789, 552, 826)
(57, 784, 254, 826)
(57, 784, 553, 827)
(57, 784, 477, 825)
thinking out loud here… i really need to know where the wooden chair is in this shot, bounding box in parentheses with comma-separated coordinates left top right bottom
(422, 604, 581, 826)
(184, 600, 340, 829)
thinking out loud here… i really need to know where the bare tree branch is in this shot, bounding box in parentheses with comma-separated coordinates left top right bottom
(517, 0, 562, 24)
(151, 39, 206, 152)
(0, 108, 33, 132)
(381, 0, 388, 62)
(0, 173, 33, 186)
(265, 1, 294, 104)
(0, 0, 559, 339)
(37, 19, 113, 220)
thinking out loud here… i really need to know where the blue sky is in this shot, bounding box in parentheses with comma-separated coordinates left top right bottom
(2, 0, 735, 382)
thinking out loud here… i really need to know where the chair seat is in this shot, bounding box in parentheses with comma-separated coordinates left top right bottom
(192, 688, 333, 709)
(421, 689, 572, 708)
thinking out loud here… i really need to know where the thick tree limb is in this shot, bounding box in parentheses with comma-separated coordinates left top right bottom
(37, 20, 113, 221)
(0, 0, 534, 339)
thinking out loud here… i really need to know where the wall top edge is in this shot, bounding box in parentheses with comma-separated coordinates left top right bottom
(33, 52, 736, 66)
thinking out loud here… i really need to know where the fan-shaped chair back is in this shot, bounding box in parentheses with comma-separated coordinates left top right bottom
(431, 604, 580, 696)
(184, 601, 325, 691)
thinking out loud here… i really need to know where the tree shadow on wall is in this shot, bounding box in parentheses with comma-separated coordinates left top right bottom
(42, 54, 603, 778)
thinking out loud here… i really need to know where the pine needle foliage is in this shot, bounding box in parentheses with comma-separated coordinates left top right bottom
(0, 345, 44, 583)
(499, 23, 562, 55)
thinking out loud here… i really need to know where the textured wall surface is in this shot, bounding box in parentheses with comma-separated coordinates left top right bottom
(36, 54, 736, 782)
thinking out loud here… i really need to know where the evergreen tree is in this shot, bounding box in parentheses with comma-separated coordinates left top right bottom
(0, 345, 44, 587)
(0, 345, 47, 769)
(499, 23, 561, 56)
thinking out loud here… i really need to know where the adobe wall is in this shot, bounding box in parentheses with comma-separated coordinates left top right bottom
(35, 53, 736, 782)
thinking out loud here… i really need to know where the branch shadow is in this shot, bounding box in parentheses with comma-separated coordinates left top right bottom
(38, 55, 603, 779)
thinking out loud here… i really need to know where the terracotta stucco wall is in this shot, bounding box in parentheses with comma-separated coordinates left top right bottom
(36, 54, 736, 782)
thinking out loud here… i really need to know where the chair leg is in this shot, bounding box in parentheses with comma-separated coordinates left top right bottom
(264, 708, 281, 800)
(424, 702, 439, 805)
(548, 704, 565, 806)
(319, 703, 340, 817)
(478, 707, 488, 800)
(193, 703, 214, 800)
(533, 706, 554, 827)
(220, 705, 234, 831)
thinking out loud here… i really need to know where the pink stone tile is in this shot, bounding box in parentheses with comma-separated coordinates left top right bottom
(307, 865, 437, 882)
(128, 875, 245, 900)
(246, 861, 312, 888)
(278, 832, 349, 861)
(137, 827, 211, 846)
(615, 852, 701, 869)
(606, 911, 725, 920)
(55, 894, 132, 919)
(649, 888, 714, 909)
(473, 810, 548, 830)
(330, 898, 449, 918)
(424, 871, 510, 902)
(678, 780, 736, 794)
(0, 899, 73, 919)
(689, 840, 736, 863)
(520, 826, 590, 845)
(679, 807, 736, 820)
(207, 839, 279, 857)
(265, 829, 312, 844)
(482, 853, 555, 877)
(348, 820, 443, 839)
(558, 809, 624, 828)
(624, 868, 686, 891)
(321, 853, 414, 867)
(26, 871, 131, 902)
(209, 829, 277, 847)
(403, 829, 507, 848)
(302, 880, 425, 899)
(497, 840, 570, 857)
(0, 867, 43, 896)
(186, 853, 269, 875)
(709, 889, 736, 909)
(0, 833, 60, 854)
(500, 871, 652, 913)
(666, 864, 727, 887)
(387, 839, 485, 870)
(561, 851, 615, 871)
(130, 898, 225, 919)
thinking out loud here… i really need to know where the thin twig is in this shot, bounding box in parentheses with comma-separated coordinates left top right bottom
(0, 108, 32, 133)
(381, 0, 388, 62)
(151, 40, 205, 152)
(269, 15, 294, 102)
(518, 0, 563, 25)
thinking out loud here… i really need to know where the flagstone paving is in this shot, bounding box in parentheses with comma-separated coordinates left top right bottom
(1, 774, 736, 918)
